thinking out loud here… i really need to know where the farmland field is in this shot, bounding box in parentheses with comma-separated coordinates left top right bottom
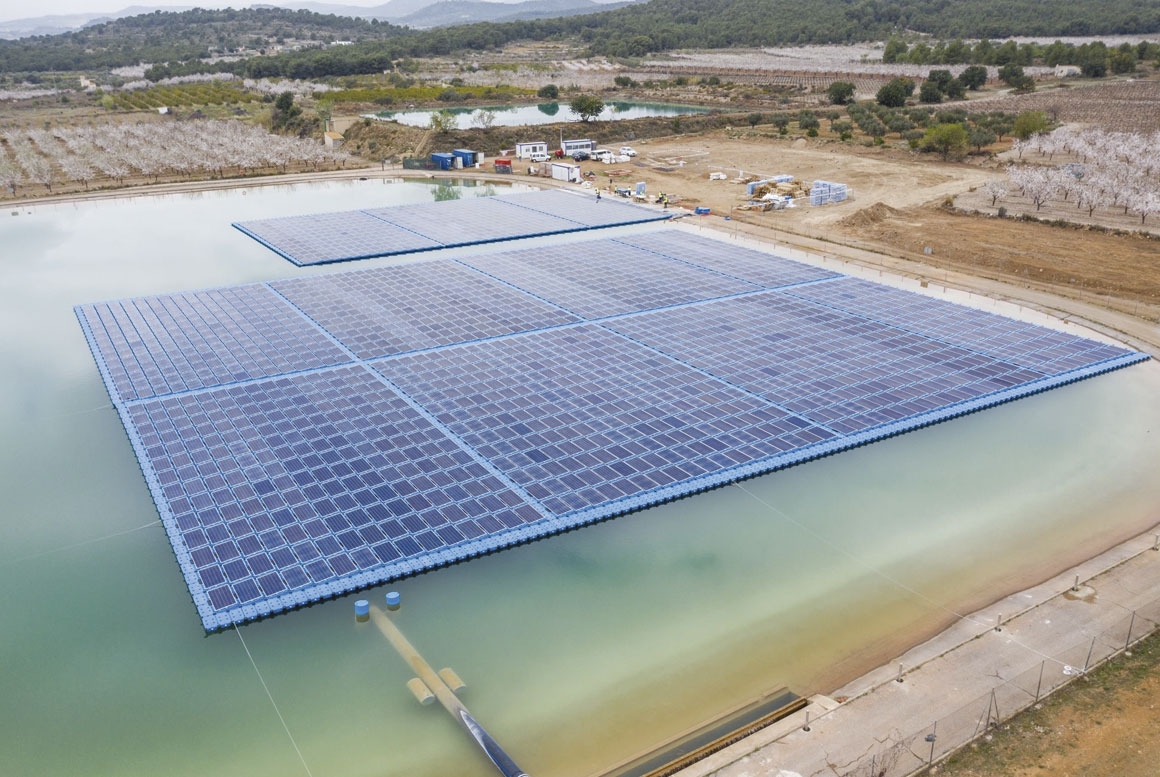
(965, 80, 1160, 133)
(106, 81, 257, 111)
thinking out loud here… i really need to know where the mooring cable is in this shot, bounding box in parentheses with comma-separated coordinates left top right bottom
(0, 519, 161, 571)
(235, 625, 315, 777)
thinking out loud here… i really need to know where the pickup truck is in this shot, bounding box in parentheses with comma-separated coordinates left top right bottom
(619, 146, 637, 157)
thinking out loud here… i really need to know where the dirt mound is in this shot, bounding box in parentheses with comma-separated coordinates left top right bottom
(839, 202, 903, 229)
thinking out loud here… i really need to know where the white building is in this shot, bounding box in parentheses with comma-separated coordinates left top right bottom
(515, 141, 549, 160)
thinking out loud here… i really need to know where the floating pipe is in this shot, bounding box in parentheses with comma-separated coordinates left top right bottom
(439, 667, 467, 693)
(369, 606, 529, 777)
(407, 677, 436, 706)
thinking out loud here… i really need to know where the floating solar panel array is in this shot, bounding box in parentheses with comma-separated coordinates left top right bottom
(233, 190, 670, 266)
(76, 230, 1149, 630)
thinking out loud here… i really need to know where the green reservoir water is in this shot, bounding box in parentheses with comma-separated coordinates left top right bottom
(2, 178, 1159, 777)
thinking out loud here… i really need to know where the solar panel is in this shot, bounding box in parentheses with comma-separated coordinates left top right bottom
(233, 210, 442, 266)
(233, 191, 670, 266)
(76, 228, 1149, 630)
(77, 285, 352, 401)
(606, 292, 1047, 435)
(127, 366, 544, 630)
(272, 259, 579, 359)
(615, 231, 839, 289)
(377, 324, 835, 516)
(461, 240, 760, 319)
(362, 196, 580, 245)
(785, 277, 1129, 374)
(496, 189, 664, 227)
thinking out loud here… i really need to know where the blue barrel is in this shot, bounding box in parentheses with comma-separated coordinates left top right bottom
(354, 599, 370, 617)
(385, 591, 401, 610)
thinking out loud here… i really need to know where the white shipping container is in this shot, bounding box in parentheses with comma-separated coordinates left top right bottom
(551, 163, 582, 183)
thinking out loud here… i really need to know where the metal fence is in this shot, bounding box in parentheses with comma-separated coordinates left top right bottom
(838, 593, 1160, 777)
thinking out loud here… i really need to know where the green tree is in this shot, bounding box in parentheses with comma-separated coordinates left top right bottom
(428, 110, 455, 133)
(959, 65, 988, 90)
(926, 69, 954, 92)
(771, 113, 790, 134)
(270, 90, 302, 131)
(746, 112, 764, 126)
(888, 115, 915, 137)
(798, 110, 820, 131)
(921, 123, 969, 160)
(883, 37, 908, 64)
(1012, 110, 1049, 140)
(537, 83, 558, 99)
(1109, 46, 1136, 74)
(274, 90, 294, 113)
(944, 77, 966, 99)
(968, 127, 997, 151)
(876, 77, 915, 108)
(998, 64, 1025, 86)
(1081, 59, 1108, 77)
(919, 80, 944, 103)
(826, 81, 856, 105)
(569, 94, 605, 122)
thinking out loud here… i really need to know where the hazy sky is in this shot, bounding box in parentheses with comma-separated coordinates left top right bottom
(0, 0, 536, 23)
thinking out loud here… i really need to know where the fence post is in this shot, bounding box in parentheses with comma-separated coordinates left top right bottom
(1083, 636, 1097, 673)
(925, 721, 938, 765)
(1034, 660, 1045, 702)
(1126, 611, 1137, 650)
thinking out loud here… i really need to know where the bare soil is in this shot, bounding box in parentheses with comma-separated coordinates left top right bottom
(927, 629, 1160, 777)
(559, 129, 1160, 322)
(832, 203, 1160, 309)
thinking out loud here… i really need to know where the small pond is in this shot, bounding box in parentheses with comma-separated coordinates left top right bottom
(366, 100, 711, 128)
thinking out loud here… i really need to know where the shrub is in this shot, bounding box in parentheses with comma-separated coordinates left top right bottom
(827, 81, 856, 105)
(921, 123, 969, 160)
(919, 80, 944, 103)
(959, 65, 988, 90)
(877, 77, 915, 108)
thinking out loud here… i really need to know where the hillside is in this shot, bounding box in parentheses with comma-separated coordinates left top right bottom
(395, 0, 635, 30)
(0, 7, 409, 72)
(2, 0, 1159, 75)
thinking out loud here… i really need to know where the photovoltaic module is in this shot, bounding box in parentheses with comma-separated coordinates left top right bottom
(76, 229, 1148, 630)
(233, 190, 671, 266)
